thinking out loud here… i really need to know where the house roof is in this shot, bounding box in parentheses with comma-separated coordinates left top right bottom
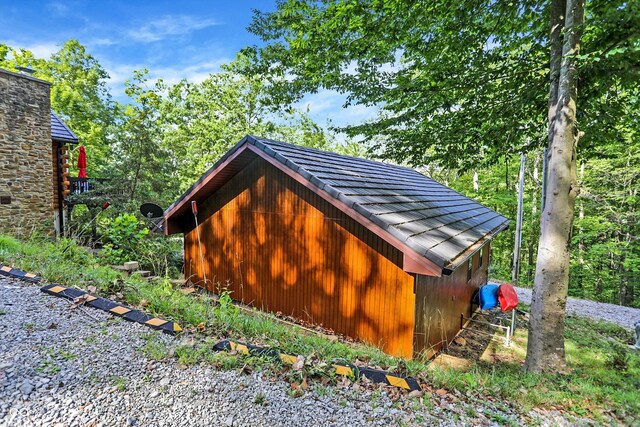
(50, 110, 78, 143)
(164, 135, 509, 275)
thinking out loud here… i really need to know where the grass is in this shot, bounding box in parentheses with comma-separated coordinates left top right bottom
(253, 392, 267, 405)
(2, 233, 639, 422)
(109, 376, 127, 391)
(427, 315, 640, 421)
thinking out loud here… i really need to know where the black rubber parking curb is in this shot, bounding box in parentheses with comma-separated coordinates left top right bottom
(213, 339, 421, 392)
(40, 283, 182, 335)
(4, 262, 419, 390)
(0, 264, 42, 283)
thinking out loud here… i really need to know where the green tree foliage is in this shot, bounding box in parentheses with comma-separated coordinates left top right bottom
(244, 0, 638, 168)
(571, 134, 640, 307)
(109, 69, 174, 207)
(0, 40, 116, 175)
(160, 55, 336, 192)
(445, 143, 639, 309)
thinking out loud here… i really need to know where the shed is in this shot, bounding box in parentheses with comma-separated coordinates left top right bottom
(164, 136, 509, 359)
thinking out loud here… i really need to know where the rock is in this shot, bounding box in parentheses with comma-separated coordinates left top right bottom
(128, 416, 137, 426)
(224, 415, 234, 426)
(123, 262, 139, 271)
(454, 336, 467, 346)
(159, 377, 170, 387)
(19, 380, 34, 395)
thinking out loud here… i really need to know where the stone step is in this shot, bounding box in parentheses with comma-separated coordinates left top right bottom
(132, 270, 151, 277)
(123, 261, 139, 271)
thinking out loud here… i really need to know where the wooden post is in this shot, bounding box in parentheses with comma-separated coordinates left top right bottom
(512, 154, 526, 284)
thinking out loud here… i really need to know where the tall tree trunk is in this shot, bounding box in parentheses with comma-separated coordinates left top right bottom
(524, 0, 585, 373)
(527, 156, 539, 285)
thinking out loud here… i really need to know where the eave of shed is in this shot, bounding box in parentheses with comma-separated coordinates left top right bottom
(50, 110, 78, 144)
(164, 135, 509, 276)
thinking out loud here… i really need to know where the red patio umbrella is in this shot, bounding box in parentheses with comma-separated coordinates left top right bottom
(77, 146, 87, 178)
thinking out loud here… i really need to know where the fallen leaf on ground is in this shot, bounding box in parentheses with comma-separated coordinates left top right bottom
(292, 355, 305, 370)
(70, 295, 91, 309)
(435, 388, 447, 396)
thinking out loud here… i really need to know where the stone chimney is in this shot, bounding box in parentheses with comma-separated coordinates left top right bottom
(0, 67, 55, 236)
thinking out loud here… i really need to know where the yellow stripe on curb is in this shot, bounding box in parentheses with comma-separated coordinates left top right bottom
(84, 295, 97, 302)
(25, 273, 37, 278)
(385, 375, 410, 390)
(1, 266, 11, 272)
(280, 354, 298, 364)
(48, 285, 66, 293)
(173, 323, 182, 332)
(229, 342, 250, 355)
(110, 306, 131, 315)
(334, 365, 353, 376)
(145, 318, 168, 327)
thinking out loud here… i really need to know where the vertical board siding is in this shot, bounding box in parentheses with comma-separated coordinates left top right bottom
(52, 141, 59, 209)
(413, 243, 490, 359)
(183, 157, 416, 358)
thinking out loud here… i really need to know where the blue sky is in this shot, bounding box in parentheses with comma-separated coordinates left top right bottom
(0, 0, 377, 130)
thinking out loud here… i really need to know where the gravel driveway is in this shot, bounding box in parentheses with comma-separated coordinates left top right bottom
(0, 276, 595, 427)
(1, 277, 416, 427)
(515, 287, 640, 329)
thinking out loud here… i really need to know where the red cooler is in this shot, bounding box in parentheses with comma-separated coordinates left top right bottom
(498, 283, 519, 312)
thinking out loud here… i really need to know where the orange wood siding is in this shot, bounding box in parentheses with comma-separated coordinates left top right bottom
(183, 157, 416, 358)
(52, 141, 59, 209)
(413, 243, 490, 359)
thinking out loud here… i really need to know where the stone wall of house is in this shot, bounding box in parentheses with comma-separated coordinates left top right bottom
(0, 68, 55, 236)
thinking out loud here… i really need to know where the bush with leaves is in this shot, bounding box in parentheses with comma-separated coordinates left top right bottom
(98, 213, 149, 265)
(136, 234, 183, 277)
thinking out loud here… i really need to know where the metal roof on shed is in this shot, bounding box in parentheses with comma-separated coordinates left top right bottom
(165, 135, 509, 272)
(50, 110, 78, 143)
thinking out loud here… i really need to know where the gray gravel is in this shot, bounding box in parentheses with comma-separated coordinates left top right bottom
(515, 287, 640, 329)
(0, 276, 592, 426)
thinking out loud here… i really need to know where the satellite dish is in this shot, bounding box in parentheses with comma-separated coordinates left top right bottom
(140, 203, 164, 219)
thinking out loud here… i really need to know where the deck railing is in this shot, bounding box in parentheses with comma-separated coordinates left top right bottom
(69, 177, 108, 194)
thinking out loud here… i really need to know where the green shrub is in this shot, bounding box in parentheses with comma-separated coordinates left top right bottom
(98, 213, 149, 265)
(96, 213, 182, 276)
(136, 235, 183, 277)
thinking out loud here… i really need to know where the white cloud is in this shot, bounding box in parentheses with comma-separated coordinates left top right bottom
(87, 37, 116, 47)
(127, 15, 217, 43)
(298, 89, 379, 127)
(46, 2, 69, 16)
(2, 40, 61, 58)
(103, 57, 231, 100)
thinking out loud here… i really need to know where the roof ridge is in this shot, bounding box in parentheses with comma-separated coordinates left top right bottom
(249, 135, 424, 176)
